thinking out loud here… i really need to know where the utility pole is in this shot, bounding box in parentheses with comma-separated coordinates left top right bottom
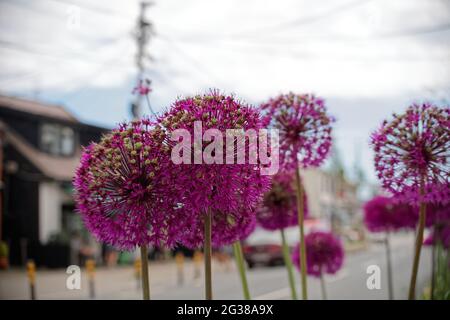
(131, 1, 154, 120)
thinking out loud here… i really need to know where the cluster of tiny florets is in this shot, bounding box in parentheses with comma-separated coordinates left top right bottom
(73, 119, 179, 250)
(292, 231, 344, 277)
(371, 103, 449, 204)
(256, 172, 308, 231)
(158, 91, 270, 247)
(260, 93, 334, 170)
(157, 90, 271, 223)
(363, 195, 416, 232)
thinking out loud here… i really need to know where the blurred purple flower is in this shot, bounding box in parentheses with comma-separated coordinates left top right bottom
(73, 119, 180, 250)
(423, 204, 450, 248)
(260, 93, 334, 170)
(363, 195, 416, 232)
(425, 202, 450, 228)
(133, 79, 152, 96)
(371, 103, 450, 205)
(424, 226, 450, 249)
(256, 171, 308, 231)
(292, 231, 344, 277)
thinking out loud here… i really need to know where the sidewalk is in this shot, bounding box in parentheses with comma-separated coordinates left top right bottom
(0, 260, 194, 299)
(0, 259, 219, 300)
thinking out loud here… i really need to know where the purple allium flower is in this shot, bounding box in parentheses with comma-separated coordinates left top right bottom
(256, 171, 308, 231)
(398, 182, 450, 210)
(363, 195, 416, 232)
(292, 231, 344, 277)
(423, 203, 450, 248)
(73, 119, 180, 250)
(371, 103, 450, 204)
(179, 208, 257, 249)
(425, 203, 450, 228)
(424, 226, 450, 249)
(133, 79, 152, 96)
(260, 93, 334, 170)
(157, 90, 271, 224)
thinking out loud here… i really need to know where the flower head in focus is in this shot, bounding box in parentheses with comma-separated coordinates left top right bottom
(73, 119, 179, 250)
(371, 103, 450, 204)
(260, 93, 334, 170)
(158, 90, 271, 216)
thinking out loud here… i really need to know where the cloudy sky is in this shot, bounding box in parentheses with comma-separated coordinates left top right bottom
(1, 0, 449, 183)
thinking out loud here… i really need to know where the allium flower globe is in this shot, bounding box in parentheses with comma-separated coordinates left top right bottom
(424, 204, 450, 248)
(73, 119, 179, 250)
(260, 93, 334, 170)
(292, 231, 344, 277)
(363, 196, 416, 232)
(158, 91, 271, 300)
(371, 103, 449, 300)
(257, 172, 308, 231)
(425, 203, 450, 228)
(158, 91, 271, 219)
(371, 103, 450, 204)
(261, 92, 334, 299)
(424, 226, 450, 249)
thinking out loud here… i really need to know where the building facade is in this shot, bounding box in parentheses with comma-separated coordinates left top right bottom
(0, 95, 107, 267)
(302, 168, 361, 232)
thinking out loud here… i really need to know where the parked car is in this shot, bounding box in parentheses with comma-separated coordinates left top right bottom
(243, 227, 297, 268)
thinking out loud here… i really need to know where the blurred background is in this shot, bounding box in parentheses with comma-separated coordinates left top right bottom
(0, 0, 448, 299)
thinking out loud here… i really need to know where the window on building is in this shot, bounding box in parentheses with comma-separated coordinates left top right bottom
(40, 124, 76, 156)
(61, 127, 75, 156)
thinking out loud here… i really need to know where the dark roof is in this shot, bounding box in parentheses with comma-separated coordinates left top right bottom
(0, 95, 78, 123)
(0, 95, 109, 181)
(0, 120, 81, 181)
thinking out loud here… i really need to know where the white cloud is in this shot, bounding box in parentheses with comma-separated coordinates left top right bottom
(0, 0, 448, 96)
(0, 0, 448, 183)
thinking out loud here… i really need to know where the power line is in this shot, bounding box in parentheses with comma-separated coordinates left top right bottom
(59, 44, 134, 100)
(45, 0, 134, 22)
(3, 0, 134, 45)
(236, 0, 375, 37)
(162, 20, 450, 48)
(158, 35, 225, 87)
(162, 0, 374, 42)
(0, 39, 133, 93)
(0, 38, 132, 67)
(156, 26, 450, 63)
(375, 22, 450, 38)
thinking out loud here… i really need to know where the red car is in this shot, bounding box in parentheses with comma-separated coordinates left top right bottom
(242, 228, 297, 268)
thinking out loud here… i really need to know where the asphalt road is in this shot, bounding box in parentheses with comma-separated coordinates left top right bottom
(0, 233, 432, 300)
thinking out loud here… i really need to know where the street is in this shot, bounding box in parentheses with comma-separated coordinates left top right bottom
(0, 233, 432, 300)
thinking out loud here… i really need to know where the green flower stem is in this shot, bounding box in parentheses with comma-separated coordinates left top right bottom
(280, 228, 298, 300)
(408, 181, 427, 300)
(295, 168, 308, 300)
(232, 241, 251, 300)
(320, 270, 327, 300)
(385, 231, 394, 300)
(430, 231, 436, 300)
